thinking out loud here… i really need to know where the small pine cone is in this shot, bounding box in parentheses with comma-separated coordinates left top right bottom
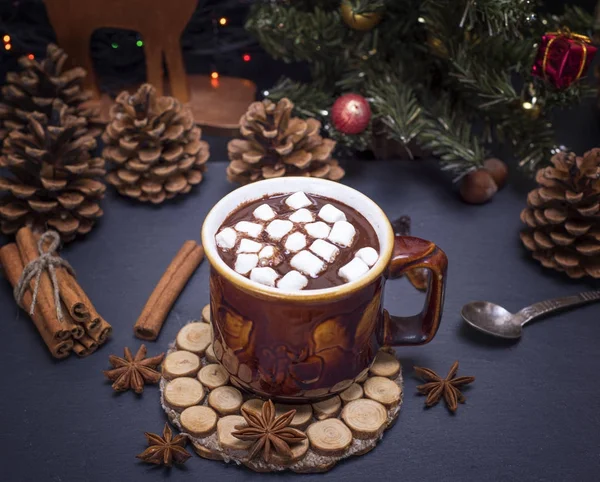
(520, 149, 600, 278)
(103, 84, 209, 204)
(226, 98, 344, 185)
(0, 44, 98, 142)
(0, 100, 106, 242)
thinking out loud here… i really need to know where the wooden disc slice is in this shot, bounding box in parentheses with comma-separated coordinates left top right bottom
(202, 304, 211, 324)
(217, 415, 252, 451)
(192, 440, 224, 461)
(341, 399, 387, 439)
(369, 350, 400, 378)
(312, 395, 342, 420)
(270, 438, 309, 465)
(275, 403, 313, 430)
(164, 377, 205, 409)
(306, 419, 352, 456)
(208, 386, 243, 415)
(198, 364, 230, 389)
(355, 368, 369, 383)
(205, 344, 218, 363)
(340, 383, 364, 404)
(162, 350, 201, 379)
(180, 405, 218, 437)
(176, 323, 212, 355)
(241, 398, 264, 417)
(363, 376, 401, 407)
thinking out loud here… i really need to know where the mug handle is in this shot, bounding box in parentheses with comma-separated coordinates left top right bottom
(378, 236, 448, 346)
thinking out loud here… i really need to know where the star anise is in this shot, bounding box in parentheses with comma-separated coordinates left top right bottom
(414, 361, 475, 412)
(232, 399, 307, 462)
(103, 345, 165, 394)
(136, 423, 191, 466)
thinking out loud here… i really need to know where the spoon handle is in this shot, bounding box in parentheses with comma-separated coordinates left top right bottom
(515, 290, 600, 325)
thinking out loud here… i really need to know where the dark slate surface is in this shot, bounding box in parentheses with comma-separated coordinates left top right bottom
(1, 160, 599, 482)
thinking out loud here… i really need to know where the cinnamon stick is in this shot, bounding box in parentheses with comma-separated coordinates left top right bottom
(88, 318, 112, 344)
(134, 240, 204, 341)
(15, 227, 75, 340)
(0, 243, 73, 358)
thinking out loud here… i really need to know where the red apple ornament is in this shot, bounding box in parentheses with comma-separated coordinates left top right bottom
(331, 93, 371, 134)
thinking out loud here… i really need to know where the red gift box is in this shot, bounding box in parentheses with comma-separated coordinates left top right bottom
(531, 30, 597, 90)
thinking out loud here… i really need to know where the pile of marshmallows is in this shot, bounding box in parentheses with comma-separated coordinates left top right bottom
(215, 192, 379, 291)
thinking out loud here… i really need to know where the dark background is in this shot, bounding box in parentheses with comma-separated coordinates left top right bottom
(1, 1, 600, 481)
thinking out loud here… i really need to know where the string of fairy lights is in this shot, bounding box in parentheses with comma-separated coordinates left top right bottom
(0, 0, 258, 89)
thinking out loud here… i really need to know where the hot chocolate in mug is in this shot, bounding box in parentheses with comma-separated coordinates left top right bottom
(201, 177, 448, 402)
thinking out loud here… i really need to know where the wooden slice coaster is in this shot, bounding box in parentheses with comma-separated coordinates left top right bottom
(164, 377, 205, 409)
(198, 364, 230, 389)
(306, 419, 353, 456)
(340, 383, 364, 404)
(312, 395, 342, 420)
(217, 415, 252, 452)
(208, 386, 243, 415)
(160, 320, 403, 473)
(202, 304, 211, 324)
(180, 405, 218, 437)
(176, 322, 212, 355)
(363, 376, 401, 408)
(162, 350, 201, 379)
(341, 399, 387, 439)
(369, 350, 401, 378)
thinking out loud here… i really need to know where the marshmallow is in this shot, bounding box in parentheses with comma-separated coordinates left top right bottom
(284, 232, 307, 253)
(305, 221, 331, 239)
(235, 254, 258, 275)
(215, 227, 237, 250)
(338, 257, 370, 283)
(253, 204, 276, 221)
(355, 247, 379, 267)
(285, 191, 312, 209)
(266, 219, 293, 240)
(309, 239, 339, 262)
(250, 267, 279, 287)
(277, 270, 308, 291)
(328, 221, 356, 247)
(258, 245, 274, 259)
(258, 245, 283, 267)
(290, 250, 325, 278)
(235, 221, 263, 238)
(318, 204, 346, 223)
(237, 239, 262, 254)
(289, 208, 314, 223)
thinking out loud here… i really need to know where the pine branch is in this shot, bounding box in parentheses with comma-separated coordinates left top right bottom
(266, 77, 334, 120)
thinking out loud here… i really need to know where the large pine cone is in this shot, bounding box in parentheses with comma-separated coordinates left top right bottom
(0, 44, 97, 142)
(103, 84, 209, 203)
(0, 100, 106, 242)
(520, 149, 600, 278)
(227, 98, 344, 184)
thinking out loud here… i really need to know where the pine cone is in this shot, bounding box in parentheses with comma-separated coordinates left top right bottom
(103, 84, 209, 203)
(0, 44, 97, 142)
(0, 100, 106, 242)
(520, 149, 600, 278)
(227, 98, 344, 184)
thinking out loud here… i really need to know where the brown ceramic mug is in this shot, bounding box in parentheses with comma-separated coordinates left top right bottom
(201, 178, 448, 402)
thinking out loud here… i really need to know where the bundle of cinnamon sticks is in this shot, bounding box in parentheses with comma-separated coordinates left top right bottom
(0, 226, 112, 359)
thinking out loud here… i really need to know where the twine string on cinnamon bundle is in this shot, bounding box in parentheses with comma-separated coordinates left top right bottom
(14, 230, 74, 322)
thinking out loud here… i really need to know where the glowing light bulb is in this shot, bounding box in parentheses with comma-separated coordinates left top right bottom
(5, 43, 11, 50)
(136, 40, 143, 47)
(242, 54, 251, 62)
(27, 53, 34, 60)
(219, 17, 227, 26)
(3, 35, 10, 42)
(111, 42, 119, 49)
(211, 71, 219, 80)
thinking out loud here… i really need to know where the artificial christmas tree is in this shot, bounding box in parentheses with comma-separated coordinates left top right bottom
(227, 98, 344, 185)
(246, 1, 596, 193)
(0, 100, 106, 242)
(0, 44, 97, 142)
(520, 149, 600, 279)
(103, 84, 209, 204)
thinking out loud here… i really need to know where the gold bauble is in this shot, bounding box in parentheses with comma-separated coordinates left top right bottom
(340, 1, 382, 31)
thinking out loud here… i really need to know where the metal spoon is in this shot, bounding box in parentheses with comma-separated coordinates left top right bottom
(461, 291, 600, 339)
